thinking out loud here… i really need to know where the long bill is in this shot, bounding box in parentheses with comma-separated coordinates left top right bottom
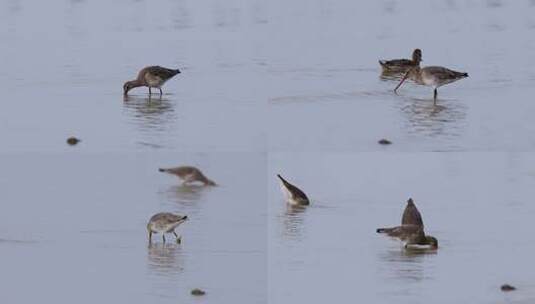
(394, 70, 410, 93)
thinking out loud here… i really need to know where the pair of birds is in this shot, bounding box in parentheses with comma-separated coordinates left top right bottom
(379, 48, 468, 104)
(147, 166, 216, 243)
(278, 175, 437, 249)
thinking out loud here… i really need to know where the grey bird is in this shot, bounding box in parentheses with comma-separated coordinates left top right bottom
(377, 198, 438, 249)
(277, 174, 310, 206)
(147, 212, 188, 243)
(123, 66, 181, 96)
(394, 66, 468, 104)
(159, 166, 217, 186)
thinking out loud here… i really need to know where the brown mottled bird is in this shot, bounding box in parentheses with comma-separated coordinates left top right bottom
(158, 166, 217, 186)
(377, 198, 438, 249)
(123, 66, 181, 96)
(379, 49, 422, 73)
(277, 174, 310, 206)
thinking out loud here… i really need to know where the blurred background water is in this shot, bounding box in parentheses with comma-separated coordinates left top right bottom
(2, 0, 535, 303)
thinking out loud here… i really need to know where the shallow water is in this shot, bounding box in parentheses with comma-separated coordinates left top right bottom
(0, 152, 266, 303)
(2, 0, 535, 303)
(267, 0, 535, 152)
(269, 152, 535, 304)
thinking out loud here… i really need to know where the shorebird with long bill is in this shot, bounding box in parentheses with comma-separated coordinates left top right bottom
(394, 66, 468, 104)
(123, 66, 181, 96)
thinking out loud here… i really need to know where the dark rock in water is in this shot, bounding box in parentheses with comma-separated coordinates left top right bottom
(191, 288, 206, 296)
(501, 284, 516, 292)
(66, 137, 81, 146)
(378, 139, 392, 145)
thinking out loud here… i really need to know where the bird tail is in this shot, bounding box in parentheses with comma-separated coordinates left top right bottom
(376, 227, 393, 233)
(158, 168, 167, 173)
(204, 178, 217, 186)
(378, 60, 386, 67)
(277, 174, 290, 187)
(175, 68, 181, 74)
(462, 72, 468, 77)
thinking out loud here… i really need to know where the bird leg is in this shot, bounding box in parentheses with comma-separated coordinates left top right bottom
(162, 234, 166, 243)
(433, 89, 437, 104)
(173, 231, 181, 244)
(148, 231, 152, 243)
(149, 87, 152, 95)
(159, 88, 163, 96)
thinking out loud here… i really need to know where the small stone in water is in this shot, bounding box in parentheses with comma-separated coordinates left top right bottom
(501, 284, 516, 292)
(191, 288, 206, 296)
(66, 137, 81, 146)
(378, 139, 392, 145)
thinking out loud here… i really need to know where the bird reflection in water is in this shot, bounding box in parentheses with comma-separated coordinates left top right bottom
(378, 248, 436, 282)
(281, 204, 307, 241)
(122, 95, 178, 147)
(146, 242, 184, 277)
(161, 184, 205, 207)
(399, 97, 466, 139)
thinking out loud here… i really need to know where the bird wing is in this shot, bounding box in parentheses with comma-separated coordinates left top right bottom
(150, 212, 182, 223)
(423, 66, 466, 81)
(401, 201, 424, 227)
(147, 66, 179, 79)
(380, 59, 413, 67)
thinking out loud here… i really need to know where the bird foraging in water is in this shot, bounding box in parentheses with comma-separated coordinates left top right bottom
(277, 174, 310, 206)
(377, 198, 438, 249)
(147, 212, 188, 243)
(379, 49, 422, 74)
(123, 66, 181, 96)
(158, 166, 217, 186)
(394, 66, 468, 104)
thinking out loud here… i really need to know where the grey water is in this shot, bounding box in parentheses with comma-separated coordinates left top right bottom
(267, 0, 535, 152)
(269, 153, 535, 304)
(2, 0, 535, 303)
(0, 152, 266, 303)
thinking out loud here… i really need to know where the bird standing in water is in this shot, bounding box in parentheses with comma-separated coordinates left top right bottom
(147, 212, 188, 243)
(394, 66, 468, 104)
(123, 66, 181, 96)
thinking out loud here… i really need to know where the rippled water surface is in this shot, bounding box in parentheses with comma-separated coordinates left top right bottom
(0, 0, 267, 152)
(2, 0, 535, 303)
(267, 0, 535, 152)
(0, 153, 266, 303)
(269, 152, 535, 304)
